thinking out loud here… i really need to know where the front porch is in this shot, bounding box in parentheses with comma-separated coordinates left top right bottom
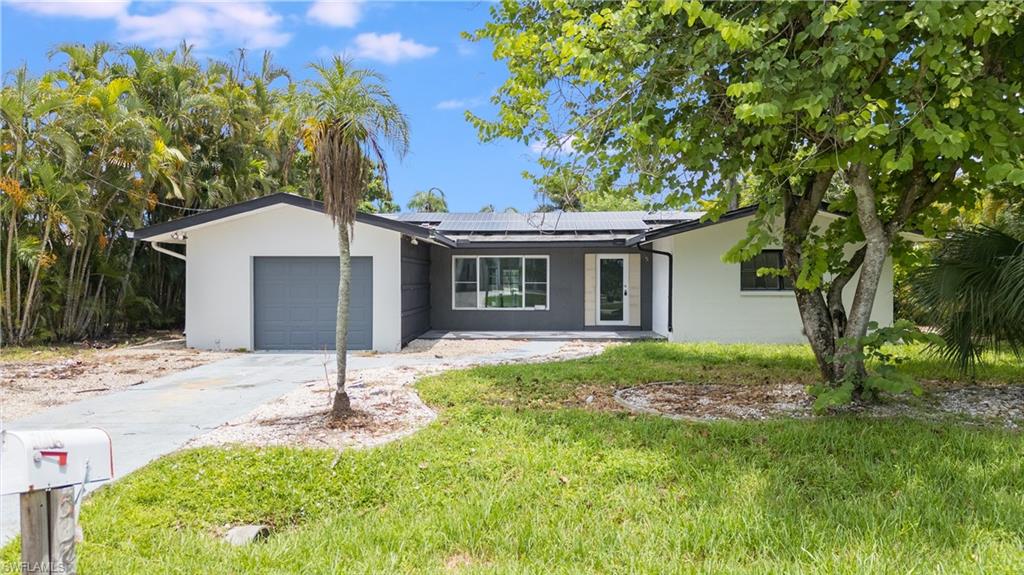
(418, 330, 665, 342)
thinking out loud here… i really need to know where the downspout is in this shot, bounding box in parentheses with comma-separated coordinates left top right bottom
(637, 242, 672, 332)
(151, 241, 187, 261)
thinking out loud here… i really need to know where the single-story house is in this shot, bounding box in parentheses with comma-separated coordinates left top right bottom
(129, 193, 893, 352)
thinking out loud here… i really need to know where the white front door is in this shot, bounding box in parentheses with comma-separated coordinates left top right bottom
(596, 255, 628, 325)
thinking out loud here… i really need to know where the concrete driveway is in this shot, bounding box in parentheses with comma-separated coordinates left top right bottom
(0, 341, 570, 545)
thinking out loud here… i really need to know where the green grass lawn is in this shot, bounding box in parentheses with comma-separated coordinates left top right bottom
(3, 342, 1022, 573)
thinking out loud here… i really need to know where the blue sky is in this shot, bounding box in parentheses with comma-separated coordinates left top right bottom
(0, 0, 547, 212)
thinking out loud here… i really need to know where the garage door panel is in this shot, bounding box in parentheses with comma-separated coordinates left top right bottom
(253, 257, 373, 350)
(290, 284, 316, 300)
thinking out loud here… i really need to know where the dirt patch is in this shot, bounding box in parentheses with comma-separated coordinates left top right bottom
(615, 381, 1024, 427)
(616, 382, 813, 421)
(1, 335, 236, 420)
(190, 340, 610, 450)
(444, 552, 490, 572)
(395, 338, 528, 357)
(572, 384, 625, 413)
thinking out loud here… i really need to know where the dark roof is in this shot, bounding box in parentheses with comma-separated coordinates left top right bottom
(133, 193, 809, 248)
(130, 193, 456, 247)
(625, 205, 761, 246)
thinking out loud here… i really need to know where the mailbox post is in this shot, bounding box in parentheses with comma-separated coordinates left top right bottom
(1, 429, 113, 575)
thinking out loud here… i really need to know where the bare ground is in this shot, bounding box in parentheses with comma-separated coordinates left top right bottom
(1, 335, 236, 420)
(189, 339, 609, 450)
(615, 381, 1024, 428)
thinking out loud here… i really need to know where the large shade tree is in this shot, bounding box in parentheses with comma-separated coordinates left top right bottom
(471, 0, 1024, 401)
(305, 57, 409, 419)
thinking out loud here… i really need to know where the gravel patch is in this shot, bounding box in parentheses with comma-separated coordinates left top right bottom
(615, 381, 1024, 428)
(1, 340, 236, 420)
(190, 339, 609, 450)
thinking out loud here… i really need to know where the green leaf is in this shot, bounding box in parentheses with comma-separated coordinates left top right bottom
(809, 380, 854, 412)
(661, 0, 685, 16)
(718, 21, 754, 50)
(725, 81, 763, 98)
(986, 163, 1013, 182)
(682, 0, 702, 26)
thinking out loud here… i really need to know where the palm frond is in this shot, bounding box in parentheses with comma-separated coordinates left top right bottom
(911, 225, 1024, 373)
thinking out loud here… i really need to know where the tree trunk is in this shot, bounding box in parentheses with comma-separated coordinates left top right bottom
(839, 164, 895, 397)
(791, 285, 838, 382)
(17, 215, 51, 342)
(331, 224, 353, 419)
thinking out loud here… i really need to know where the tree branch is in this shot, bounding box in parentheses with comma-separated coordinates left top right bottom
(849, 163, 886, 242)
(826, 244, 867, 338)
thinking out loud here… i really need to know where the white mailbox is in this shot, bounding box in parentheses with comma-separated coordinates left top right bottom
(1, 428, 113, 495)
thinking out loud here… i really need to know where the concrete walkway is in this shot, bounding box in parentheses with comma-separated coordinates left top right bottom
(420, 329, 664, 341)
(0, 341, 568, 545)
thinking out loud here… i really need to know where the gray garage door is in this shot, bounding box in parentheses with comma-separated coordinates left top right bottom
(253, 257, 373, 350)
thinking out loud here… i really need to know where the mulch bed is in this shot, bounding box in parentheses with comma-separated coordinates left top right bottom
(615, 382, 813, 421)
(615, 381, 1024, 427)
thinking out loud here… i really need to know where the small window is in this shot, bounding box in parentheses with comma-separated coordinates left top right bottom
(452, 256, 548, 310)
(740, 250, 793, 291)
(453, 257, 478, 308)
(524, 257, 548, 308)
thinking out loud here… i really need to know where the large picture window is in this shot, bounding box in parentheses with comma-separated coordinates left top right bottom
(452, 256, 549, 310)
(740, 250, 794, 291)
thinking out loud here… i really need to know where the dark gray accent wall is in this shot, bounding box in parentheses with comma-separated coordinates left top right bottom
(401, 237, 432, 344)
(429, 246, 652, 331)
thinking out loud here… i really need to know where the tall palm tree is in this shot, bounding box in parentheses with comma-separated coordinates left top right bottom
(305, 57, 410, 419)
(407, 188, 447, 212)
(911, 223, 1024, 373)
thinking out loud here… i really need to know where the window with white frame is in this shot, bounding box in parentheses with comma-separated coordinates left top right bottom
(452, 256, 549, 310)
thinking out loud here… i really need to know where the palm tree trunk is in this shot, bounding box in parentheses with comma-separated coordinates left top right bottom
(331, 224, 353, 418)
(17, 215, 51, 342)
(2, 206, 16, 342)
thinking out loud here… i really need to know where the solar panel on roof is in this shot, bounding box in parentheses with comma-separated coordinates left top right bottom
(400, 209, 694, 233)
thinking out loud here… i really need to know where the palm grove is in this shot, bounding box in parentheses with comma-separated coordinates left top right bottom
(0, 44, 398, 347)
(471, 0, 1024, 402)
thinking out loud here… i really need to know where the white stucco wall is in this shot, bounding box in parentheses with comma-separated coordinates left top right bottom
(184, 204, 402, 352)
(651, 237, 673, 337)
(667, 215, 894, 344)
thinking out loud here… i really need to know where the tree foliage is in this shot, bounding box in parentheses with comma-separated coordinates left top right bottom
(407, 188, 449, 212)
(470, 0, 1024, 396)
(0, 43, 398, 344)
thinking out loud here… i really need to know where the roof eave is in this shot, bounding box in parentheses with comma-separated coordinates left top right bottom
(131, 193, 453, 245)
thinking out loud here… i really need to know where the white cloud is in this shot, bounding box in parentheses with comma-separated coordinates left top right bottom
(530, 135, 577, 155)
(349, 32, 438, 64)
(435, 97, 484, 110)
(7, 0, 130, 19)
(307, 0, 361, 27)
(116, 2, 291, 50)
(9, 1, 291, 50)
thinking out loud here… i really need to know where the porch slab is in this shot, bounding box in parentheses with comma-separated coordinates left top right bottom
(418, 330, 665, 342)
